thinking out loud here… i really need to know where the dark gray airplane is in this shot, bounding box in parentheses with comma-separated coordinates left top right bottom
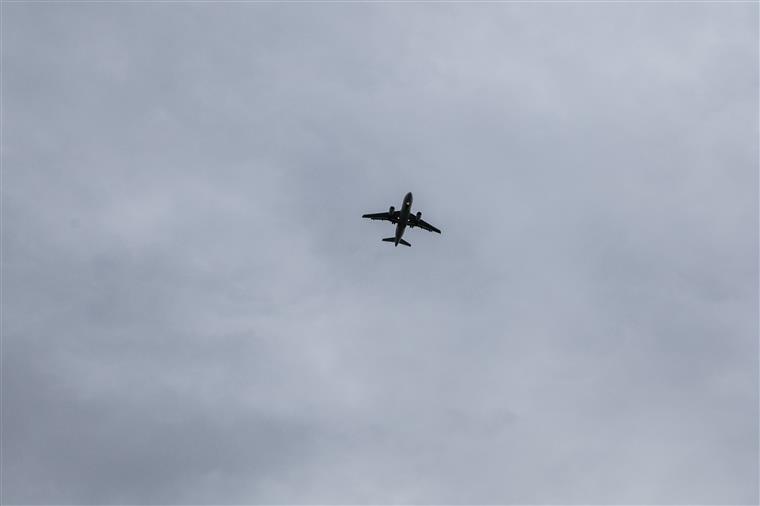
(362, 192, 441, 247)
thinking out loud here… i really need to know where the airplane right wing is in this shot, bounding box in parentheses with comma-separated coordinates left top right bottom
(407, 214, 442, 234)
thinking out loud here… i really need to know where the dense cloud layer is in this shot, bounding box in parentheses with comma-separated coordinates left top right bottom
(2, 3, 757, 504)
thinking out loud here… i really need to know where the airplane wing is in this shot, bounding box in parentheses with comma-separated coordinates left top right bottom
(408, 214, 442, 234)
(362, 211, 399, 224)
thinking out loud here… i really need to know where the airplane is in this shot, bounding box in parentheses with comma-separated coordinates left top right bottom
(362, 192, 441, 247)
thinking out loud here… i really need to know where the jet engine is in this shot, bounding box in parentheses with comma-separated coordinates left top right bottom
(416, 211, 422, 220)
(389, 206, 395, 214)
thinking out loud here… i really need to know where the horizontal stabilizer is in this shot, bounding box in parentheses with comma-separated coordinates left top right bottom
(382, 237, 411, 247)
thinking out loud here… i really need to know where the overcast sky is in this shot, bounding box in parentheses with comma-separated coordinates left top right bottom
(2, 3, 758, 504)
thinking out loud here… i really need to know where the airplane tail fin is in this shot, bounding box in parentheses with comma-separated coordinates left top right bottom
(382, 237, 411, 247)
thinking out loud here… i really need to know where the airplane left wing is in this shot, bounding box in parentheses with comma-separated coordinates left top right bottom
(362, 211, 399, 224)
(408, 214, 442, 234)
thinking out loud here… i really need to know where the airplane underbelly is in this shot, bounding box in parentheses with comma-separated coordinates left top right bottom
(397, 213, 409, 237)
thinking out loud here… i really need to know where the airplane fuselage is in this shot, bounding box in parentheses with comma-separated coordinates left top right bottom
(395, 192, 413, 246)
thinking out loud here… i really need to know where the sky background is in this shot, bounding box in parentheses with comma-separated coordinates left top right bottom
(2, 3, 758, 504)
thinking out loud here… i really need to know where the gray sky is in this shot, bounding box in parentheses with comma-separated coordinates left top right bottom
(2, 3, 758, 504)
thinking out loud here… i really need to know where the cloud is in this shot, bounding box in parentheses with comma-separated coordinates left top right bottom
(2, 3, 757, 504)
